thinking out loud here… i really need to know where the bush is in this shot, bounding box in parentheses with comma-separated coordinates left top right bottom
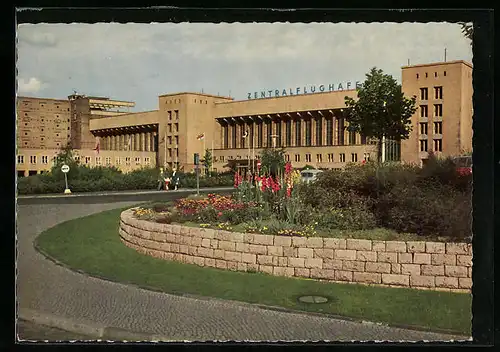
(313, 205, 378, 231)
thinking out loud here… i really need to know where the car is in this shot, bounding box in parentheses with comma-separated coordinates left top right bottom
(300, 169, 323, 184)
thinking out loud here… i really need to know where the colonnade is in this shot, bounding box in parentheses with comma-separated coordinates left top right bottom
(99, 131, 157, 152)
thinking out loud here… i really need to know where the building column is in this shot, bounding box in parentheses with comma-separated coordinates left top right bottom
(145, 132, 150, 152)
(311, 113, 317, 146)
(290, 119, 295, 147)
(134, 133, 139, 151)
(322, 115, 327, 146)
(235, 122, 241, 148)
(301, 117, 306, 147)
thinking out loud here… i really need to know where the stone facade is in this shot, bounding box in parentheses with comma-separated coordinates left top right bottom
(120, 209, 472, 292)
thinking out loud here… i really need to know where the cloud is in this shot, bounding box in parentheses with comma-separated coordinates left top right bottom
(17, 77, 46, 93)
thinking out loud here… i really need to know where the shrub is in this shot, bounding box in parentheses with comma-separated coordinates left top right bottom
(313, 205, 378, 231)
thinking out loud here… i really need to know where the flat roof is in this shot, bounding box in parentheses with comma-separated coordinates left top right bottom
(402, 60, 473, 69)
(17, 96, 69, 103)
(159, 92, 234, 100)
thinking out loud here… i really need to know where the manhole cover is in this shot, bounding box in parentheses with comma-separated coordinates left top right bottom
(298, 295, 329, 304)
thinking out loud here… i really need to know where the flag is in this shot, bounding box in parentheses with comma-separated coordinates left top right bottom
(242, 130, 249, 138)
(196, 133, 205, 141)
(93, 137, 100, 154)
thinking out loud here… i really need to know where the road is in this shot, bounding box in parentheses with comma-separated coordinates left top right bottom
(16, 191, 469, 342)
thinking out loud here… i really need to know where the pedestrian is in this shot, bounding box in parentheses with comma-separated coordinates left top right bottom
(172, 169, 180, 191)
(157, 167, 165, 191)
(165, 176, 171, 191)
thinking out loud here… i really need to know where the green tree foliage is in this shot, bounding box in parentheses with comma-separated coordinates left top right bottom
(459, 22, 473, 44)
(201, 148, 213, 176)
(344, 67, 417, 163)
(259, 147, 286, 176)
(50, 143, 81, 180)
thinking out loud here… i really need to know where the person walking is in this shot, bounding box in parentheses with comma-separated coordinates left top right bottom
(172, 168, 180, 191)
(157, 167, 165, 191)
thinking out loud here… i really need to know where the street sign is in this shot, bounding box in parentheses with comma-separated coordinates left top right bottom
(61, 164, 70, 173)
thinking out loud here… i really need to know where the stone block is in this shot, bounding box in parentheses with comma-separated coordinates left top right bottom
(235, 242, 249, 252)
(170, 224, 182, 235)
(187, 228, 198, 237)
(353, 272, 381, 284)
(278, 257, 288, 267)
(283, 247, 298, 257)
(267, 245, 284, 257)
(274, 236, 292, 247)
(346, 239, 372, 251)
(342, 260, 365, 272)
(445, 265, 468, 278)
(294, 268, 310, 278)
(184, 255, 195, 265)
(179, 245, 190, 254)
(204, 258, 216, 268)
(289, 257, 305, 268)
(237, 262, 248, 272)
(213, 249, 225, 260)
(249, 244, 268, 255)
(459, 278, 472, 289)
(323, 259, 343, 270)
(219, 240, 236, 251)
(413, 253, 431, 265)
(158, 242, 171, 252)
(446, 243, 469, 255)
(162, 252, 174, 261)
(230, 232, 244, 243)
(298, 248, 314, 258)
(314, 249, 334, 259)
(324, 238, 346, 249)
(436, 276, 459, 289)
(391, 263, 401, 274)
(431, 254, 456, 265)
(334, 249, 356, 260)
(180, 226, 190, 236)
(227, 261, 238, 271)
(382, 274, 410, 286)
(247, 263, 259, 272)
(193, 256, 205, 266)
(243, 233, 254, 244)
(210, 239, 219, 249)
(372, 240, 386, 252)
(151, 232, 167, 242)
(257, 255, 274, 266)
(356, 250, 377, 262)
(215, 230, 232, 241)
(365, 262, 391, 274)
(466, 243, 473, 256)
(425, 242, 446, 254)
(377, 252, 398, 263)
(273, 266, 295, 277)
(468, 267, 472, 278)
(190, 237, 202, 247)
(216, 259, 227, 269)
(225, 251, 242, 262)
(252, 234, 274, 246)
(292, 236, 307, 247)
(306, 237, 324, 248)
(398, 253, 413, 264)
(197, 247, 214, 258)
(201, 238, 211, 248)
(410, 275, 435, 288)
(241, 253, 256, 264)
(170, 243, 180, 253)
(421, 265, 445, 276)
(165, 233, 177, 243)
(335, 270, 353, 282)
(305, 258, 323, 269)
(406, 241, 426, 253)
(385, 241, 407, 253)
(401, 264, 421, 276)
(259, 265, 273, 274)
(310, 268, 336, 280)
(457, 255, 472, 267)
(188, 246, 198, 256)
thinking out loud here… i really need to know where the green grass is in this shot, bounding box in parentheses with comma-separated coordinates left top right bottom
(36, 207, 472, 335)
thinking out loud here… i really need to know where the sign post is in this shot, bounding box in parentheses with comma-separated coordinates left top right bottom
(61, 164, 71, 194)
(194, 153, 200, 195)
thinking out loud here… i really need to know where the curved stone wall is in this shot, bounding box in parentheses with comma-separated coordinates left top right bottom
(119, 209, 472, 292)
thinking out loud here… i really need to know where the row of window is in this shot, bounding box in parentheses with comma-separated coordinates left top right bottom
(17, 155, 151, 166)
(419, 139, 443, 152)
(167, 110, 180, 121)
(419, 86, 443, 100)
(218, 152, 370, 164)
(416, 71, 447, 79)
(419, 122, 443, 135)
(17, 155, 50, 164)
(167, 123, 179, 134)
(420, 104, 443, 118)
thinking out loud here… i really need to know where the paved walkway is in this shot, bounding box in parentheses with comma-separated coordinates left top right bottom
(17, 202, 469, 342)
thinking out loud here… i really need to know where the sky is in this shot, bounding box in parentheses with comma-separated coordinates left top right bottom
(17, 22, 472, 111)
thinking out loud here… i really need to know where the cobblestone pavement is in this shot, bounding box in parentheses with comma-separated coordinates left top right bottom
(16, 201, 469, 342)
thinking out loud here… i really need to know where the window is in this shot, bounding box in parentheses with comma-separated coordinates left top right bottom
(74, 156, 80, 162)
(135, 157, 141, 165)
(316, 154, 322, 163)
(168, 149, 172, 158)
(168, 111, 172, 120)
(305, 154, 311, 162)
(41, 156, 48, 164)
(168, 136, 172, 144)
(420, 88, 428, 100)
(419, 140, 428, 152)
(295, 154, 301, 162)
(433, 139, 443, 152)
(305, 120, 312, 146)
(174, 110, 179, 120)
(176, 149, 179, 157)
(434, 72, 438, 77)
(434, 86, 443, 99)
(17, 155, 24, 164)
(416, 73, 419, 79)
(96, 157, 102, 166)
(174, 123, 179, 133)
(220, 156, 225, 162)
(326, 118, 333, 145)
(339, 153, 346, 163)
(85, 156, 91, 164)
(425, 72, 428, 78)
(174, 136, 179, 145)
(420, 105, 428, 118)
(419, 122, 428, 135)
(30, 156, 36, 164)
(348, 131, 356, 145)
(168, 124, 172, 133)
(115, 157, 121, 165)
(327, 153, 334, 162)
(285, 120, 292, 146)
(285, 154, 290, 162)
(434, 122, 443, 134)
(363, 153, 370, 162)
(444, 71, 447, 77)
(295, 120, 301, 147)
(434, 104, 443, 117)
(145, 157, 150, 165)
(125, 157, 131, 165)
(351, 153, 358, 162)
(105, 157, 111, 165)
(315, 117, 322, 146)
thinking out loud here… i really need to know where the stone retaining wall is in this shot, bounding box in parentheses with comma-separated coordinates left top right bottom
(119, 209, 472, 292)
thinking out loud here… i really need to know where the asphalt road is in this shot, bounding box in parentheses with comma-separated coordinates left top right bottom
(16, 193, 470, 342)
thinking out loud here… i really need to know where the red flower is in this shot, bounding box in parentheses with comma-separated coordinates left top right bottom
(285, 162, 292, 174)
(218, 212, 223, 217)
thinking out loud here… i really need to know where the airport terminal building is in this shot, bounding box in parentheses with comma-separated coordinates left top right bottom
(16, 60, 473, 177)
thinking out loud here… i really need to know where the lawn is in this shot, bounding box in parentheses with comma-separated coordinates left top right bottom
(35, 206, 472, 335)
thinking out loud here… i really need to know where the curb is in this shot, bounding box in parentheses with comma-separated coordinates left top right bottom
(33, 240, 470, 340)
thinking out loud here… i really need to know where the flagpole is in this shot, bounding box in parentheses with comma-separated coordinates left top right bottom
(163, 132, 167, 169)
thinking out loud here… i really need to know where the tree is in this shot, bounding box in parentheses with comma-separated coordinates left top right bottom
(459, 22, 473, 44)
(259, 147, 286, 177)
(344, 67, 417, 163)
(50, 143, 81, 180)
(201, 148, 213, 176)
